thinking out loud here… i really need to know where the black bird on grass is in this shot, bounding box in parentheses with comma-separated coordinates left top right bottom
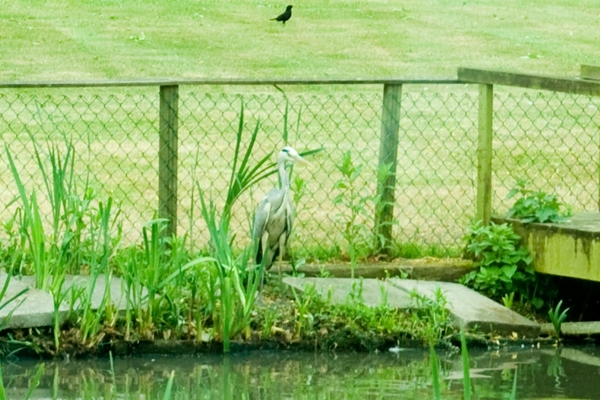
(271, 5, 293, 25)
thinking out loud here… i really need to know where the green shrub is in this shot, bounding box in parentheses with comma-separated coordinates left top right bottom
(506, 179, 571, 223)
(460, 221, 542, 307)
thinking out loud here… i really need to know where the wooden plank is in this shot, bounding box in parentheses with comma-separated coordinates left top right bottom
(581, 64, 600, 81)
(158, 85, 179, 237)
(458, 68, 600, 96)
(0, 78, 459, 89)
(375, 84, 402, 253)
(494, 214, 600, 282)
(476, 84, 493, 225)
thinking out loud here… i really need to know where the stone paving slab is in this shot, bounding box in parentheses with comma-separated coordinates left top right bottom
(283, 277, 413, 308)
(16, 274, 129, 310)
(0, 273, 65, 330)
(283, 277, 540, 337)
(540, 321, 600, 336)
(388, 279, 540, 337)
(0, 273, 130, 331)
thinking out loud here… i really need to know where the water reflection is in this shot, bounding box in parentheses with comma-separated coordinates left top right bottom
(2, 346, 600, 399)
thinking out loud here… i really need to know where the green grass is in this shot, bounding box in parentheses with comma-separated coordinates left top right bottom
(0, 0, 599, 257)
(1, 0, 598, 81)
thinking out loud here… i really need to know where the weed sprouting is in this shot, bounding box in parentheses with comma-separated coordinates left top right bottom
(506, 179, 571, 223)
(333, 151, 374, 278)
(548, 300, 569, 339)
(408, 288, 453, 345)
(502, 292, 515, 310)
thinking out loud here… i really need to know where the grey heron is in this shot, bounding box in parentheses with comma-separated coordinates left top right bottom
(252, 146, 308, 275)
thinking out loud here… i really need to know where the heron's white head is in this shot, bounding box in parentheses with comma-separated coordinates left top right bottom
(279, 146, 309, 165)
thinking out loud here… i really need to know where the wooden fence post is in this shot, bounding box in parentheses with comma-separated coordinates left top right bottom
(476, 84, 493, 225)
(375, 84, 402, 253)
(580, 64, 600, 81)
(159, 85, 179, 237)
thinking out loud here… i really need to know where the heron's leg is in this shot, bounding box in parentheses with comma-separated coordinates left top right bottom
(260, 232, 269, 290)
(278, 234, 286, 280)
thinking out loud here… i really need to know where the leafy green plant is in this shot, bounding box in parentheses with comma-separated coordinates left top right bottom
(460, 221, 540, 306)
(502, 292, 515, 309)
(333, 151, 373, 278)
(333, 154, 396, 276)
(372, 162, 394, 252)
(506, 179, 571, 223)
(548, 300, 569, 338)
(408, 288, 453, 345)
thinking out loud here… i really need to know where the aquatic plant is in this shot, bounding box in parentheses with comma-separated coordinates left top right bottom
(548, 300, 569, 338)
(460, 330, 472, 400)
(429, 342, 442, 400)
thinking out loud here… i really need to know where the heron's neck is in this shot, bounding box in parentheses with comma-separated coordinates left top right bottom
(278, 159, 290, 190)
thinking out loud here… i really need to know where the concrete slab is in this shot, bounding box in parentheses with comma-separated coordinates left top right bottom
(16, 274, 130, 310)
(540, 321, 600, 336)
(283, 277, 540, 337)
(283, 277, 413, 308)
(0, 273, 131, 331)
(388, 279, 540, 337)
(0, 273, 66, 330)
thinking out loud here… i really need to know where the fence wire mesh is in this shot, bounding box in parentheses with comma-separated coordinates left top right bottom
(0, 84, 598, 257)
(493, 90, 600, 215)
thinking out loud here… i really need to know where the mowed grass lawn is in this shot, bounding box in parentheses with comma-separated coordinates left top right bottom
(1, 0, 598, 81)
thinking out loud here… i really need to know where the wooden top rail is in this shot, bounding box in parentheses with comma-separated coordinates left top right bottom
(581, 64, 600, 81)
(0, 77, 459, 89)
(458, 67, 600, 97)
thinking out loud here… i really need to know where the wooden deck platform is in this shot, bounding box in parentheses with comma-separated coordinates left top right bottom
(493, 213, 600, 282)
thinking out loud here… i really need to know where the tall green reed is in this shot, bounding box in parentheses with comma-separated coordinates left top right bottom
(6, 145, 49, 289)
(6, 135, 126, 350)
(429, 343, 442, 400)
(115, 217, 211, 340)
(198, 194, 263, 352)
(195, 104, 281, 352)
(76, 197, 119, 344)
(460, 330, 472, 400)
(0, 273, 29, 331)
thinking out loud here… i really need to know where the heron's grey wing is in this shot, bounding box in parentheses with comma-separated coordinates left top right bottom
(252, 189, 285, 240)
(252, 198, 271, 242)
(285, 201, 293, 240)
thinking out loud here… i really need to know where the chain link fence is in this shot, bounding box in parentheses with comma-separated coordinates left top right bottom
(493, 90, 600, 214)
(0, 81, 598, 257)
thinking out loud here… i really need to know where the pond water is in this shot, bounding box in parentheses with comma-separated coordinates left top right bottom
(2, 345, 600, 399)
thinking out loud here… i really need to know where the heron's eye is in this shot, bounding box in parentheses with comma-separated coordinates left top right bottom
(282, 148, 289, 153)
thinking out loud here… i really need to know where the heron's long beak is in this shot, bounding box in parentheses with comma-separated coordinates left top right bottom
(295, 155, 310, 166)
